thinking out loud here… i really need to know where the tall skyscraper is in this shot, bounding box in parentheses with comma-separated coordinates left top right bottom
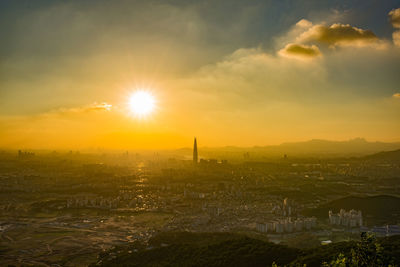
(193, 137, 198, 163)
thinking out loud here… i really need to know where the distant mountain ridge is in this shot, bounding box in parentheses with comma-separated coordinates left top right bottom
(177, 138, 400, 157)
(273, 138, 400, 156)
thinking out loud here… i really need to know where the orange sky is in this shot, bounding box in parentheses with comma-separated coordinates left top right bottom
(1, 1, 400, 149)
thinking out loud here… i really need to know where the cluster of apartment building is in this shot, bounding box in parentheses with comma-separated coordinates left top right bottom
(329, 209, 363, 227)
(256, 217, 317, 234)
(272, 198, 294, 217)
(202, 203, 223, 216)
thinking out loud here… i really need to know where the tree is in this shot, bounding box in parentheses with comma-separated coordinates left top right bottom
(322, 253, 347, 267)
(323, 233, 386, 267)
(350, 232, 384, 266)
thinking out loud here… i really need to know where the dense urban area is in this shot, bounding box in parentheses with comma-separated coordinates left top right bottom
(1, 141, 400, 266)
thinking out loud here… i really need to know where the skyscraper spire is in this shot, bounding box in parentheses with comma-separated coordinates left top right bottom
(193, 137, 198, 163)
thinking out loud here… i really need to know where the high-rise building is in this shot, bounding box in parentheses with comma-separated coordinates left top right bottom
(193, 137, 198, 163)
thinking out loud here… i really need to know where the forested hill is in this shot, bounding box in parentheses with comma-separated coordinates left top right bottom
(362, 149, 400, 162)
(92, 232, 400, 267)
(303, 195, 400, 225)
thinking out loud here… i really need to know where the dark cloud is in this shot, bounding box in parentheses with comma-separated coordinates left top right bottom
(279, 43, 321, 59)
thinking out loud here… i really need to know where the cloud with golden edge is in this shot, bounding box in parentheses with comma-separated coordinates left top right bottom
(389, 8, 400, 47)
(393, 93, 400, 99)
(389, 8, 400, 28)
(296, 19, 313, 29)
(278, 43, 321, 59)
(297, 23, 378, 47)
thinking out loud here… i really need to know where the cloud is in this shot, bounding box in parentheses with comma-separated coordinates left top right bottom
(389, 8, 400, 28)
(274, 19, 314, 50)
(86, 102, 112, 112)
(297, 23, 378, 47)
(388, 8, 400, 47)
(296, 19, 313, 29)
(393, 31, 400, 47)
(393, 93, 400, 99)
(278, 43, 321, 59)
(180, 30, 400, 113)
(180, 46, 327, 109)
(55, 102, 112, 114)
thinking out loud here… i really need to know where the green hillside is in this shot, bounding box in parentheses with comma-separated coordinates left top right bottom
(94, 232, 299, 267)
(363, 149, 400, 162)
(303, 195, 400, 225)
(92, 232, 400, 267)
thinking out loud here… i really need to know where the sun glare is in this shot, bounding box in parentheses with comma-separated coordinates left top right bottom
(128, 90, 156, 117)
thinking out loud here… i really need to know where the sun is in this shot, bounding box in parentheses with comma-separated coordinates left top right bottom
(128, 90, 156, 117)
